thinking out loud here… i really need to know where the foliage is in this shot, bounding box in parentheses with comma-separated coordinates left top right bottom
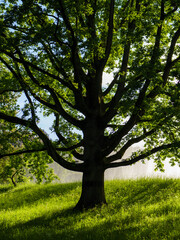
(0, 178, 180, 240)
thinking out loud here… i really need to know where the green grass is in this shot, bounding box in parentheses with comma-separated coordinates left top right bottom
(0, 178, 180, 240)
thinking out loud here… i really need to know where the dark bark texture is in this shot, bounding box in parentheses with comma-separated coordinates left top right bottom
(75, 167, 106, 210)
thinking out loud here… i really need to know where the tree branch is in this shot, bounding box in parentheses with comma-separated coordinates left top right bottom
(58, 0, 86, 88)
(0, 89, 23, 94)
(54, 113, 84, 160)
(0, 50, 73, 90)
(0, 111, 32, 128)
(0, 148, 47, 159)
(105, 128, 156, 163)
(104, 1, 167, 154)
(0, 143, 84, 159)
(42, 41, 69, 79)
(103, 1, 140, 122)
(100, 0, 114, 70)
(102, 71, 119, 96)
(30, 123, 84, 172)
(14, 62, 37, 122)
(0, 111, 84, 172)
(163, 27, 180, 85)
(103, 78, 150, 157)
(0, 53, 59, 112)
(105, 142, 180, 169)
(1, 49, 84, 130)
(16, 49, 84, 129)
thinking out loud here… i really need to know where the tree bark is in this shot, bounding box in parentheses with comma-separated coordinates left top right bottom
(75, 165, 106, 210)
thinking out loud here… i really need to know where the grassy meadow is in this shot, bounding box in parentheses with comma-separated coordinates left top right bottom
(0, 178, 180, 240)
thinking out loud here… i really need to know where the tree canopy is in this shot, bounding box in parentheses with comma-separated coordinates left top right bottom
(0, 0, 180, 208)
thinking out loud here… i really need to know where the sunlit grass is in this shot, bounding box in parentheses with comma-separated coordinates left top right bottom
(0, 178, 179, 240)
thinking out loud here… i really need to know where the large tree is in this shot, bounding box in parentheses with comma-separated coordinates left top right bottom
(0, 0, 180, 209)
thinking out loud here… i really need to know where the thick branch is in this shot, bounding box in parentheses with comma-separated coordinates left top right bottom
(56, 141, 83, 152)
(105, 128, 156, 163)
(0, 54, 59, 113)
(0, 143, 84, 159)
(50, 89, 84, 129)
(103, 1, 166, 153)
(163, 27, 180, 85)
(30, 123, 84, 172)
(0, 111, 32, 128)
(103, 45, 131, 123)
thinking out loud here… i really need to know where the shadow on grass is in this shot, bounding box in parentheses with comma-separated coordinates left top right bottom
(0, 204, 179, 240)
(0, 182, 81, 211)
(106, 178, 178, 207)
(0, 185, 13, 194)
(1, 179, 179, 240)
(0, 207, 80, 240)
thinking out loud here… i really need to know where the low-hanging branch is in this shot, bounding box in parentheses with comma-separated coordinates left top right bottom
(0, 111, 84, 171)
(105, 142, 180, 169)
(105, 128, 157, 163)
(0, 142, 84, 159)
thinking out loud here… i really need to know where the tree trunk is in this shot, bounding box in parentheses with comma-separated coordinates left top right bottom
(11, 175, 17, 187)
(75, 165, 106, 210)
(75, 115, 106, 210)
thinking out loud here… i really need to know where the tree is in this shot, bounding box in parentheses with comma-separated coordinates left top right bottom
(0, 0, 179, 209)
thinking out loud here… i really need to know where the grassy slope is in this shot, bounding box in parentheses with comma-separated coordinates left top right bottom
(0, 178, 179, 240)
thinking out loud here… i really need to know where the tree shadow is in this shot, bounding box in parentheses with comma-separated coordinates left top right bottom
(0, 182, 81, 211)
(0, 185, 13, 194)
(0, 207, 81, 240)
(107, 178, 177, 208)
(0, 179, 179, 240)
(0, 204, 179, 240)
